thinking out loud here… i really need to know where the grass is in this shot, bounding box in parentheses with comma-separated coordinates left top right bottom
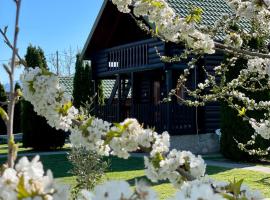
(0, 154, 268, 199)
(0, 143, 71, 155)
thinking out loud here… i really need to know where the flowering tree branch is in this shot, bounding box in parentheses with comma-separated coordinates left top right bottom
(0, 0, 22, 168)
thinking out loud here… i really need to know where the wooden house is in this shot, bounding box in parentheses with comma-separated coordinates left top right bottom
(81, 0, 233, 135)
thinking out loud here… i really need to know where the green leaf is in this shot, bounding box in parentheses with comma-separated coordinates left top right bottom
(142, 0, 164, 8)
(17, 176, 31, 200)
(79, 117, 93, 137)
(151, 152, 164, 168)
(226, 178, 244, 196)
(155, 26, 159, 34)
(0, 107, 8, 121)
(238, 107, 246, 117)
(186, 6, 203, 24)
(57, 101, 73, 116)
(105, 130, 122, 144)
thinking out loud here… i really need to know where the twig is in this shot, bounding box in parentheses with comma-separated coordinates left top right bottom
(177, 168, 196, 181)
(2, 64, 11, 75)
(0, 26, 26, 67)
(2, 0, 22, 168)
(214, 42, 270, 59)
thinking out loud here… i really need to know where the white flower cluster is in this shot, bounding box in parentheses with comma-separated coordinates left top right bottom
(226, 0, 270, 35)
(71, 117, 169, 159)
(21, 68, 78, 131)
(249, 118, 270, 140)
(171, 178, 263, 200)
(224, 32, 243, 48)
(145, 150, 206, 187)
(79, 180, 157, 200)
(112, 0, 132, 13)
(0, 156, 68, 200)
(172, 179, 226, 200)
(112, 0, 215, 54)
(78, 178, 264, 200)
(247, 58, 270, 77)
(69, 117, 111, 156)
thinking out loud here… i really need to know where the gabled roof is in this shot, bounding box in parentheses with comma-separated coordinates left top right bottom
(59, 77, 74, 96)
(81, 0, 109, 60)
(81, 0, 248, 59)
(167, 0, 232, 26)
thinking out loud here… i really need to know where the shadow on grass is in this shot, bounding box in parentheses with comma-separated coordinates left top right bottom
(125, 175, 171, 187)
(0, 154, 73, 179)
(0, 153, 232, 180)
(206, 165, 231, 175)
(255, 176, 270, 187)
(106, 157, 144, 172)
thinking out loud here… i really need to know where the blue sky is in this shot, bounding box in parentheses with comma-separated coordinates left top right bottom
(0, 0, 103, 85)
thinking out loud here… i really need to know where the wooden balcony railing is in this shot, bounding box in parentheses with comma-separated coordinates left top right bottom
(92, 38, 165, 76)
(94, 103, 195, 134)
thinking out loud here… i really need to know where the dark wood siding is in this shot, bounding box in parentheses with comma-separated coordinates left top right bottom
(203, 52, 224, 133)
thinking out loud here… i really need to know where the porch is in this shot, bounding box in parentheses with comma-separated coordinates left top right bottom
(94, 103, 196, 135)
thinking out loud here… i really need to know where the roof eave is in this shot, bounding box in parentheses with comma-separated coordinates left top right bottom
(80, 0, 109, 60)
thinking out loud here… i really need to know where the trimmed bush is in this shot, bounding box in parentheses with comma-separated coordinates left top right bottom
(22, 45, 66, 150)
(73, 55, 95, 108)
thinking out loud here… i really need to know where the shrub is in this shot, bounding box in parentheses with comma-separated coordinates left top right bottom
(220, 44, 270, 161)
(73, 55, 95, 108)
(68, 147, 108, 198)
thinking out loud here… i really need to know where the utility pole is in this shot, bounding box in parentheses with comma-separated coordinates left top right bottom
(56, 50, 59, 75)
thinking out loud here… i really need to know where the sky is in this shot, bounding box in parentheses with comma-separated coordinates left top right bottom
(0, 0, 103, 85)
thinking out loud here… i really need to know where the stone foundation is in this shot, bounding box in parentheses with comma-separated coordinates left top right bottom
(170, 133, 220, 154)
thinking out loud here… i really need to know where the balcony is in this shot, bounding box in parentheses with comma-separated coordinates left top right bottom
(92, 38, 165, 77)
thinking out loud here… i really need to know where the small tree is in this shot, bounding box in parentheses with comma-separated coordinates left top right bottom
(22, 45, 66, 150)
(73, 55, 95, 108)
(98, 80, 105, 106)
(73, 54, 84, 108)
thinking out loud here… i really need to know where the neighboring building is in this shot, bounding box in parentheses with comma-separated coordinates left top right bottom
(59, 77, 74, 97)
(81, 0, 235, 136)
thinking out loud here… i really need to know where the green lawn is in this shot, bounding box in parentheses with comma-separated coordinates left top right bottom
(1, 154, 268, 199)
(0, 143, 70, 155)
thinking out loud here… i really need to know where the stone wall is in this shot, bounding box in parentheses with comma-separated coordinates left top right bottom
(170, 133, 220, 154)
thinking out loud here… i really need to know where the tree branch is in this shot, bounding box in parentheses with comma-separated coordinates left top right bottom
(214, 42, 270, 59)
(2, 64, 11, 75)
(0, 27, 26, 67)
